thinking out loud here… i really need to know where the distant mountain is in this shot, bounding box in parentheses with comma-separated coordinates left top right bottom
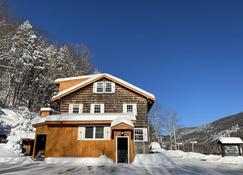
(164, 112, 243, 154)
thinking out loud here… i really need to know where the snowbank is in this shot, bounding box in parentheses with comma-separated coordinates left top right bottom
(133, 153, 175, 167)
(45, 155, 114, 165)
(0, 143, 32, 163)
(156, 149, 243, 164)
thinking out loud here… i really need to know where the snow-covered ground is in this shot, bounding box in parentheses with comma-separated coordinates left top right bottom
(0, 144, 243, 175)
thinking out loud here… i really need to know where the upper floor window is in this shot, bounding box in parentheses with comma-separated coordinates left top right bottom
(91, 104, 104, 113)
(123, 103, 137, 115)
(69, 104, 83, 114)
(93, 81, 115, 93)
(134, 128, 148, 142)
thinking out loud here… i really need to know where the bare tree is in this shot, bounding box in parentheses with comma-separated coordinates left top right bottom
(161, 108, 179, 150)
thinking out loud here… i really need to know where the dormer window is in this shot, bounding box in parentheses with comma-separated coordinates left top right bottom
(93, 81, 115, 93)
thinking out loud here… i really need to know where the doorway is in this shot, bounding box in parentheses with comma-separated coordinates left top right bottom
(34, 135, 46, 160)
(116, 136, 129, 163)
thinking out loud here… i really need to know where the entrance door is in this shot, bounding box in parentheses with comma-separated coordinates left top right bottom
(117, 137, 129, 163)
(34, 135, 46, 160)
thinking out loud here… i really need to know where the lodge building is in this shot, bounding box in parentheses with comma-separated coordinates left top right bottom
(32, 73, 155, 163)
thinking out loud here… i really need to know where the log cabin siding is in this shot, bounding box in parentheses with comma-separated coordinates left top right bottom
(59, 78, 149, 128)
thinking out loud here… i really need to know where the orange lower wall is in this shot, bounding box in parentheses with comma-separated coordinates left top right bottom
(33, 125, 134, 163)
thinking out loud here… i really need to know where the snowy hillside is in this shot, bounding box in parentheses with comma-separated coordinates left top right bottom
(0, 107, 36, 154)
(164, 112, 243, 154)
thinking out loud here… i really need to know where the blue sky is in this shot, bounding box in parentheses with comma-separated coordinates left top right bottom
(8, 0, 243, 127)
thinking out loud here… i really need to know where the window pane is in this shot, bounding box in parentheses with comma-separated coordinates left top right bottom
(85, 127, 93, 138)
(135, 129, 143, 141)
(94, 105, 101, 113)
(95, 126, 104, 138)
(127, 105, 133, 113)
(105, 82, 112, 92)
(97, 82, 104, 92)
(73, 105, 79, 113)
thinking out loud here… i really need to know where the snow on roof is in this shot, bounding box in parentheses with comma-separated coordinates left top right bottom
(40, 107, 54, 112)
(32, 113, 136, 125)
(21, 132, 35, 140)
(111, 117, 134, 128)
(218, 137, 243, 144)
(51, 73, 155, 101)
(54, 74, 100, 83)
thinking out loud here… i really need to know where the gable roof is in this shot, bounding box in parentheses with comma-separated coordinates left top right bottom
(51, 73, 155, 101)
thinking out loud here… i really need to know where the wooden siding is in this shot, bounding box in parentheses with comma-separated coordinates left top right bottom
(33, 124, 134, 163)
(58, 78, 89, 92)
(59, 78, 149, 128)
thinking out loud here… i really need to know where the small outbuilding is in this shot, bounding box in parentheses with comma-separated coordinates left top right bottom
(21, 132, 35, 156)
(218, 137, 243, 157)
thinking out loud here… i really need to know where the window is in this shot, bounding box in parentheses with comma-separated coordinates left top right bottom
(97, 82, 104, 93)
(95, 126, 104, 138)
(91, 104, 104, 113)
(72, 104, 80, 114)
(78, 126, 110, 140)
(93, 81, 115, 93)
(123, 104, 137, 115)
(134, 128, 148, 142)
(85, 127, 93, 139)
(69, 104, 83, 114)
(84, 126, 104, 139)
(105, 82, 112, 92)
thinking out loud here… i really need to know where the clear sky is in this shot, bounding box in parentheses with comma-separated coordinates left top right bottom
(8, 0, 243, 127)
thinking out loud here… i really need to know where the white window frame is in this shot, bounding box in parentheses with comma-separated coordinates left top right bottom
(77, 126, 110, 140)
(90, 103, 105, 113)
(123, 103, 137, 116)
(134, 128, 148, 142)
(93, 81, 115, 93)
(68, 104, 83, 114)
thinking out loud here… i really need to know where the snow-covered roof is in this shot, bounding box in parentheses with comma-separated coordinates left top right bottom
(218, 137, 243, 144)
(111, 117, 134, 128)
(40, 107, 54, 112)
(51, 73, 155, 101)
(21, 132, 35, 140)
(54, 74, 99, 83)
(32, 113, 136, 125)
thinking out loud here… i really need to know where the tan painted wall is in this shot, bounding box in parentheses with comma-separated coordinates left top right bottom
(33, 124, 134, 163)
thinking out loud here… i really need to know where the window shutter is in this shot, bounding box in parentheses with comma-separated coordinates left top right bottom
(93, 82, 97, 93)
(143, 128, 148, 142)
(90, 104, 95, 113)
(77, 127, 85, 140)
(69, 104, 73, 114)
(111, 82, 115, 93)
(104, 127, 110, 140)
(123, 104, 127, 113)
(133, 104, 137, 116)
(79, 104, 83, 113)
(101, 104, 105, 113)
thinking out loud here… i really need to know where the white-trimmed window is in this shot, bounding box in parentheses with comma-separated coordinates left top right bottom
(123, 103, 137, 115)
(69, 104, 83, 114)
(93, 81, 115, 93)
(90, 104, 104, 113)
(77, 126, 111, 140)
(134, 128, 148, 142)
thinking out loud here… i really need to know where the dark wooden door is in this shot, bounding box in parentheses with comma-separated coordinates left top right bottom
(117, 137, 128, 163)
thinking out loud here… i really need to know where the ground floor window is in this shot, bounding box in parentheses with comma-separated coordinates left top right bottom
(85, 126, 104, 139)
(134, 128, 148, 142)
